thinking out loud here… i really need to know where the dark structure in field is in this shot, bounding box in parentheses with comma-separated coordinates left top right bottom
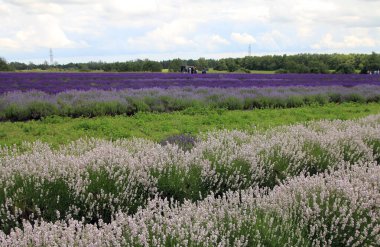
(180, 65, 198, 74)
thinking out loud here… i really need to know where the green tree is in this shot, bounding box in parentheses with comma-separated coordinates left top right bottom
(168, 58, 183, 72)
(214, 60, 228, 71)
(308, 61, 329, 73)
(142, 60, 163, 72)
(9, 62, 27, 70)
(196, 57, 208, 70)
(0, 57, 10, 71)
(336, 63, 355, 74)
(225, 58, 239, 72)
(365, 52, 380, 72)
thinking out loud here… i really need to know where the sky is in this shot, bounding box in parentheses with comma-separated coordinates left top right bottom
(1, 0, 380, 63)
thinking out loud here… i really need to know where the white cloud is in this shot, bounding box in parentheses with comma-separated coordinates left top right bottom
(1, 0, 380, 61)
(231, 33, 256, 44)
(0, 38, 18, 49)
(257, 30, 289, 50)
(127, 20, 197, 52)
(210, 35, 230, 45)
(297, 25, 313, 38)
(0, 14, 83, 51)
(312, 33, 377, 50)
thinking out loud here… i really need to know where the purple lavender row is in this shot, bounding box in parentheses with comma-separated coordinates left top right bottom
(1, 72, 380, 93)
(0, 85, 379, 121)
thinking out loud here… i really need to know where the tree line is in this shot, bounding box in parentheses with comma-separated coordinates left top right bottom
(1, 52, 380, 73)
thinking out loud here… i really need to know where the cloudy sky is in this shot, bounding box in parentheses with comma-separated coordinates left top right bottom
(1, 0, 380, 63)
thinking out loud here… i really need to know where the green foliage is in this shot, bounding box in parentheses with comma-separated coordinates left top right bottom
(0, 57, 11, 71)
(168, 58, 184, 72)
(7, 53, 380, 73)
(66, 101, 129, 118)
(3, 89, 379, 121)
(0, 175, 75, 234)
(336, 62, 355, 74)
(364, 52, 380, 72)
(142, 60, 163, 72)
(196, 57, 209, 70)
(152, 165, 205, 203)
(1, 102, 58, 121)
(214, 60, 228, 71)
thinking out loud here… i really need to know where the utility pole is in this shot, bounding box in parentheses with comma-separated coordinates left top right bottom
(49, 48, 54, 65)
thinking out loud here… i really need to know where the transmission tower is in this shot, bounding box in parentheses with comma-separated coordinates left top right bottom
(49, 48, 54, 65)
(248, 44, 252, 56)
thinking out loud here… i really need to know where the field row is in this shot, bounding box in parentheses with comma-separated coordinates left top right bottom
(1, 85, 380, 121)
(1, 162, 378, 246)
(1, 72, 379, 93)
(1, 115, 379, 237)
(1, 102, 379, 147)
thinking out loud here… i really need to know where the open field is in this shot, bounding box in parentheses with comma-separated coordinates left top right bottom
(206, 68, 276, 74)
(1, 72, 380, 246)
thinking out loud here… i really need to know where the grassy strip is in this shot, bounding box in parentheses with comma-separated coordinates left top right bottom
(0, 102, 379, 147)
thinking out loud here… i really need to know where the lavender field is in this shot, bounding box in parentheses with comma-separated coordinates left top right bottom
(1, 72, 380, 246)
(1, 72, 380, 120)
(1, 72, 380, 93)
(1, 115, 380, 246)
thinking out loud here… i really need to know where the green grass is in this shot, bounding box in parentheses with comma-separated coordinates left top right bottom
(206, 68, 275, 74)
(0, 102, 379, 147)
(249, 70, 276, 74)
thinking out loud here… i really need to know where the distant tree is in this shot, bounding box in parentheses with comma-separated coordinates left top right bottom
(308, 61, 329, 73)
(214, 60, 228, 71)
(224, 58, 239, 72)
(9, 62, 27, 70)
(187, 59, 196, 66)
(206, 59, 218, 69)
(168, 58, 183, 72)
(365, 52, 380, 72)
(0, 57, 10, 71)
(284, 60, 298, 72)
(142, 60, 163, 72)
(79, 63, 90, 72)
(4, 53, 379, 73)
(196, 57, 208, 70)
(336, 62, 355, 74)
(40, 61, 49, 70)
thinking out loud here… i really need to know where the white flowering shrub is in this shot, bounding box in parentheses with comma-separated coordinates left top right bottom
(0, 114, 380, 246)
(1, 162, 379, 246)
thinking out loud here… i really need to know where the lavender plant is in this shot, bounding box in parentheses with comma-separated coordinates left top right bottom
(0, 114, 379, 238)
(1, 72, 380, 94)
(1, 162, 379, 246)
(0, 85, 380, 120)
